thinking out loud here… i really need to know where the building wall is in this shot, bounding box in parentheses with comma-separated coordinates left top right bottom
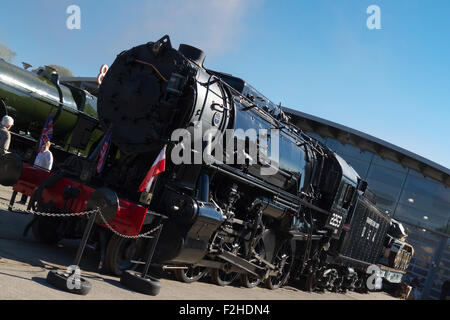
(306, 132, 450, 300)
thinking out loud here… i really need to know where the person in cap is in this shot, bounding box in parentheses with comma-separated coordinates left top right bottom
(0, 115, 14, 155)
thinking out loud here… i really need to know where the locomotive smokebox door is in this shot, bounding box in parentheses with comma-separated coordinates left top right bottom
(0, 153, 23, 186)
(87, 187, 119, 224)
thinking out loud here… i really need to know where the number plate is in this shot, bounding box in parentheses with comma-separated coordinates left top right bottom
(384, 270, 403, 283)
(326, 212, 343, 229)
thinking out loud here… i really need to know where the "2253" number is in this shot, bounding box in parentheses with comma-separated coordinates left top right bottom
(329, 213, 343, 228)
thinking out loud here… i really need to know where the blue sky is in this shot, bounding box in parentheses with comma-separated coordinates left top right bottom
(0, 0, 449, 169)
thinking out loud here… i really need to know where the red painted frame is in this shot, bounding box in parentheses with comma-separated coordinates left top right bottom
(13, 162, 148, 236)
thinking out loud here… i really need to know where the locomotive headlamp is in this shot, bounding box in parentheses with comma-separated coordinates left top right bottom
(167, 73, 187, 96)
(87, 187, 119, 224)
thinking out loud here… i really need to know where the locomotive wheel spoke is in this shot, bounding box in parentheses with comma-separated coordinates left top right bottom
(265, 240, 293, 290)
(240, 273, 260, 289)
(104, 234, 142, 276)
(210, 268, 239, 287)
(175, 266, 208, 283)
(240, 237, 266, 288)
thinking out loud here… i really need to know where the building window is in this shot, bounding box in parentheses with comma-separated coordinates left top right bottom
(325, 138, 373, 162)
(395, 203, 449, 234)
(338, 154, 371, 180)
(395, 173, 450, 234)
(365, 163, 407, 214)
(372, 155, 408, 173)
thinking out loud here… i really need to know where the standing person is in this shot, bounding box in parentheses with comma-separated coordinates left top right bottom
(18, 139, 54, 205)
(0, 115, 14, 155)
(34, 139, 53, 171)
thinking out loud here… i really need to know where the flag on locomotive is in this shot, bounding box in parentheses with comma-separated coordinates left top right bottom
(37, 111, 53, 153)
(138, 145, 166, 193)
(96, 128, 112, 174)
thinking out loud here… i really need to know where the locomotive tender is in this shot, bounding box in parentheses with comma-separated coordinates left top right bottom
(0, 35, 412, 293)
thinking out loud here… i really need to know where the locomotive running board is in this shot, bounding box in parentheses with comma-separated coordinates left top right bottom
(335, 254, 371, 268)
(216, 251, 268, 278)
(289, 230, 324, 241)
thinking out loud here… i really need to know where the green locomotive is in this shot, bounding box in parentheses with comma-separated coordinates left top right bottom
(0, 59, 102, 161)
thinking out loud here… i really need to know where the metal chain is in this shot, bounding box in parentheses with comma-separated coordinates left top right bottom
(1, 199, 162, 239)
(96, 210, 162, 239)
(0, 199, 97, 217)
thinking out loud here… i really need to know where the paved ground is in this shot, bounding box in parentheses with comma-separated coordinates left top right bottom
(0, 185, 398, 300)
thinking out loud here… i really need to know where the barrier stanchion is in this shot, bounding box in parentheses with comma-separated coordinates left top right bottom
(1, 196, 98, 295)
(2, 195, 166, 296)
(46, 209, 98, 295)
(120, 213, 167, 296)
(8, 190, 17, 211)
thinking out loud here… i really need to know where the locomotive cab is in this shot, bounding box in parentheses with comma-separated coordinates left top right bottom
(326, 153, 359, 238)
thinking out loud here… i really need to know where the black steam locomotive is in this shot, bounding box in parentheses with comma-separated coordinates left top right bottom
(93, 35, 412, 291)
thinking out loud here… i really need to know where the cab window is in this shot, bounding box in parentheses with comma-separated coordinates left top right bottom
(339, 183, 355, 210)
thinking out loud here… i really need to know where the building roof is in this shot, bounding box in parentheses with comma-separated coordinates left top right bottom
(284, 107, 450, 187)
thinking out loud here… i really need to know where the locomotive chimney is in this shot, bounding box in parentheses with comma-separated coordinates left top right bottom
(178, 44, 206, 67)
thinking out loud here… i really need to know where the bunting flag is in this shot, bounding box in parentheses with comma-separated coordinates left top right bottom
(96, 129, 113, 174)
(37, 111, 53, 153)
(138, 145, 167, 193)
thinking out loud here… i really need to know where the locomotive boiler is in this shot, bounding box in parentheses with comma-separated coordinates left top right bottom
(94, 35, 412, 290)
(0, 59, 102, 160)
